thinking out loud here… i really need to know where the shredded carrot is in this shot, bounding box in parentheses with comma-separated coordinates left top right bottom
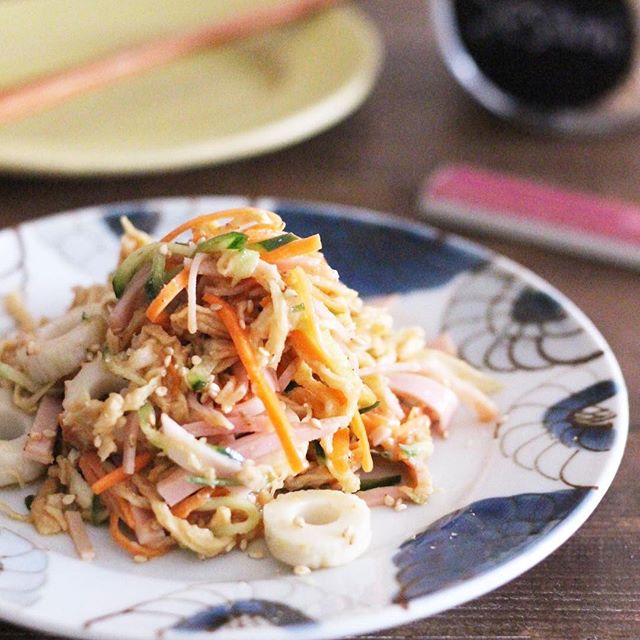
(204, 293, 305, 474)
(79, 452, 136, 528)
(160, 208, 276, 243)
(171, 487, 213, 519)
(145, 268, 190, 323)
(109, 514, 169, 558)
(350, 412, 373, 473)
(91, 452, 152, 495)
(262, 234, 321, 264)
(289, 329, 327, 365)
(326, 428, 351, 476)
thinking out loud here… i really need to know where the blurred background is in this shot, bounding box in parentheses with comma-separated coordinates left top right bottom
(0, 1, 638, 638)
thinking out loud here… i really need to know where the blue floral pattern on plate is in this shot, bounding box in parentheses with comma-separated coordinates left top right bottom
(394, 489, 589, 603)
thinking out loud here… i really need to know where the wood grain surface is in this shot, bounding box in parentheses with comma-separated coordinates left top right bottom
(0, 2, 637, 639)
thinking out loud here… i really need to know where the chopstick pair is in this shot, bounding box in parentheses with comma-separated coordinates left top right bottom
(0, 0, 342, 126)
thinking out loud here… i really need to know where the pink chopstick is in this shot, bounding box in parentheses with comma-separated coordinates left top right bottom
(421, 164, 640, 270)
(0, 0, 342, 126)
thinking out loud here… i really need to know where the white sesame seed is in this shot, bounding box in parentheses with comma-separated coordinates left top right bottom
(159, 244, 169, 256)
(310, 418, 322, 429)
(163, 355, 172, 367)
(163, 347, 174, 356)
(293, 565, 311, 576)
(133, 555, 148, 563)
(239, 539, 248, 552)
(383, 494, 395, 508)
(62, 494, 76, 505)
(42, 429, 56, 438)
(93, 436, 102, 448)
(191, 355, 202, 366)
(293, 515, 306, 528)
(248, 550, 264, 560)
(155, 386, 168, 397)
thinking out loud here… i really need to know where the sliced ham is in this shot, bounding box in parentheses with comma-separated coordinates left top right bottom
(130, 505, 167, 546)
(64, 511, 95, 561)
(23, 396, 61, 465)
(108, 265, 149, 333)
(356, 485, 406, 507)
(387, 372, 459, 434)
(229, 395, 265, 418)
(157, 468, 198, 507)
(235, 415, 349, 461)
(277, 361, 297, 392)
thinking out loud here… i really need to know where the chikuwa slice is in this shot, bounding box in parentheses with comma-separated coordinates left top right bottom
(263, 489, 372, 569)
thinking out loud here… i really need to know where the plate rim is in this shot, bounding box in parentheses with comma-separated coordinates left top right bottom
(0, 6, 383, 177)
(0, 196, 628, 640)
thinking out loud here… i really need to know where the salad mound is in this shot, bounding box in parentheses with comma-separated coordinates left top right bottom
(0, 208, 501, 563)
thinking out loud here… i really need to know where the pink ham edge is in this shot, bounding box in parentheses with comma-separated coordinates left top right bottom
(108, 265, 150, 333)
(277, 361, 297, 392)
(157, 468, 198, 507)
(235, 415, 349, 460)
(356, 485, 406, 507)
(387, 372, 459, 435)
(24, 396, 62, 464)
(64, 511, 95, 561)
(130, 505, 168, 546)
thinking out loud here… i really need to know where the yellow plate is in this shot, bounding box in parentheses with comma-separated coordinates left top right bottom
(0, 0, 383, 175)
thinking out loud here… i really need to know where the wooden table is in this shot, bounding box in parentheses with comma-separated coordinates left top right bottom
(0, 2, 637, 638)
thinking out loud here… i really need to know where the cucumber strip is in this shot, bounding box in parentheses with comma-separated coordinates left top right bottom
(144, 250, 166, 301)
(359, 400, 380, 415)
(195, 232, 247, 254)
(112, 243, 157, 298)
(186, 369, 209, 392)
(209, 444, 244, 463)
(167, 242, 195, 257)
(359, 474, 402, 492)
(187, 476, 240, 487)
(250, 233, 297, 252)
(163, 266, 184, 283)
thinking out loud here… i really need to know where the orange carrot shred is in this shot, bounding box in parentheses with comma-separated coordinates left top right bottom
(204, 293, 305, 474)
(79, 452, 136, 528)
(109, 514, 170, 558)
(350, 412, 373, 473)
(327, 428, 351, 476)
(171, 487, 213, 519)
(91, 452, 152, 495)
(160, 208, 268, 243)
(261, 234, 321, 263)
(146, 268, 189, 323)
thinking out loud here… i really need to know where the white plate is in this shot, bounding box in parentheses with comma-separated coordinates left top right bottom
(0, 198, 627, 639)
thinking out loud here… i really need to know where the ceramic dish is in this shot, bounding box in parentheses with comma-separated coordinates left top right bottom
(0, 198, 627, 639)
(0, 1, 382, 175)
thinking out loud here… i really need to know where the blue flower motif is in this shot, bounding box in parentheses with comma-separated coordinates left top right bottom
(273, 203, 488, 297)
(544, 380, 616, 451)
(441, 266, 603, 371)
(103, 206, 160, 237)
(393, 489, 589, 603)
(171, 598, 314, 632)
